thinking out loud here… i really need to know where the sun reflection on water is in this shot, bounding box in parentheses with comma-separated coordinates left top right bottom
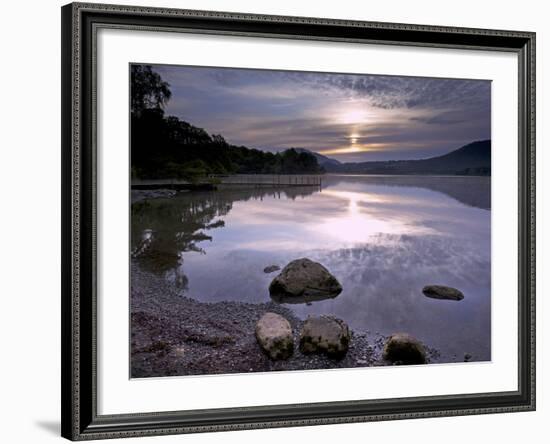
(312, 189, 432, 243)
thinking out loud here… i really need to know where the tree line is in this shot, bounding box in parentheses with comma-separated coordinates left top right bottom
(131, 65, 322, 180)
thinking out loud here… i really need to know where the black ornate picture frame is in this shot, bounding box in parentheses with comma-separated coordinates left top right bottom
(61, 2, 535, 440)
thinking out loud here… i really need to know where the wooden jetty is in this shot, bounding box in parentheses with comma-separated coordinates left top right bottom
(132, 174, 323, 190)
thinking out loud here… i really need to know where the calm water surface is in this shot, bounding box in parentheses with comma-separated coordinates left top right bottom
(132, 175, 491, 362)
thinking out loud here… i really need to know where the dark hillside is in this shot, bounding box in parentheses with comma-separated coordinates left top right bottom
(326, 140, 491, 176)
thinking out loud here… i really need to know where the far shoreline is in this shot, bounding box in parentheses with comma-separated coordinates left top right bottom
(130, 172, 490, 190)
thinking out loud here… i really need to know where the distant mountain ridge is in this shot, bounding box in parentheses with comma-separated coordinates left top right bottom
(324, 140, 491, 176)
(293, 148, 341, 168)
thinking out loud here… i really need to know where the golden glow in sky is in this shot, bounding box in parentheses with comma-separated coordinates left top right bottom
(337, 108, 370, 125)
(318, 143, 387, 156)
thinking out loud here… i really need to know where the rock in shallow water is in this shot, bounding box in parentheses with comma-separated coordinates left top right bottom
(263, 265, 281, 274)
(269, 258, 342, 302)
(255, 312, 294, 360)
(299, 316, 350, 358)
(383, 333, 427, 364)
(422, 285, 464, 301)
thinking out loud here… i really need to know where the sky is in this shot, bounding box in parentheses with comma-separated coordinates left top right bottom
(153, 64, 491, 163)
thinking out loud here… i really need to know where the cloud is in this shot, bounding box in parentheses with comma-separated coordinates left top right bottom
(149, 64, 491, 162)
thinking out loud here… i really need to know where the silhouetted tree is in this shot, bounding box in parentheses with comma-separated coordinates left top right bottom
(131, 65, 172, 116)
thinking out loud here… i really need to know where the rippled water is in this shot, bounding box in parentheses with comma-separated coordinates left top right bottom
(131, 175, 491, 362)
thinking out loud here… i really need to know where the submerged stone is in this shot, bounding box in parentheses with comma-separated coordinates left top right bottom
(269, 258, 342, 302)
(423, 285, 464, 301)
(263, 265, 281, 274)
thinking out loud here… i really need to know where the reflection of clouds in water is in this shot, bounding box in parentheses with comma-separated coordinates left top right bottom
(312, 190, 435, 243)
(227, 192, 345, 223)
(284, 233, 490, 360)
(310, 234, 490, 293)
(136, 176, 491, 361)
(183, 232, 490, 360)
(323, 175, 491, 210)
(222, 183, 488, 251)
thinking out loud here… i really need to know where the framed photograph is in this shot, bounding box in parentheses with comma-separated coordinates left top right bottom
(61, 2, 536, 440)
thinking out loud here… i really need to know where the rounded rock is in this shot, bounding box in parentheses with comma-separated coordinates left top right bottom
(383, 333, 427, 365)
(269, 258, 342, 301)
(299, 315, 350, 358)
(263, 265, 281, 274)
(255, 312, 294, 360)
(422, 285, 464, 301)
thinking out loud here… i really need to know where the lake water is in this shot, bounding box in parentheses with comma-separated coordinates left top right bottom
(131, 175, 491, 362)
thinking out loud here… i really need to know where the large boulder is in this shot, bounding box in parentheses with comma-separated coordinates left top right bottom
(269, 258, 342, 302)
(383, 333, 427, 364)
(423, 285, 464, 301)
(255, 312, 294, 360)
(299, 316, 350, 358)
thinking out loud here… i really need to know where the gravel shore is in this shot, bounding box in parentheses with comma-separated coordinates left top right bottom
(131, 262, 439, 378)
